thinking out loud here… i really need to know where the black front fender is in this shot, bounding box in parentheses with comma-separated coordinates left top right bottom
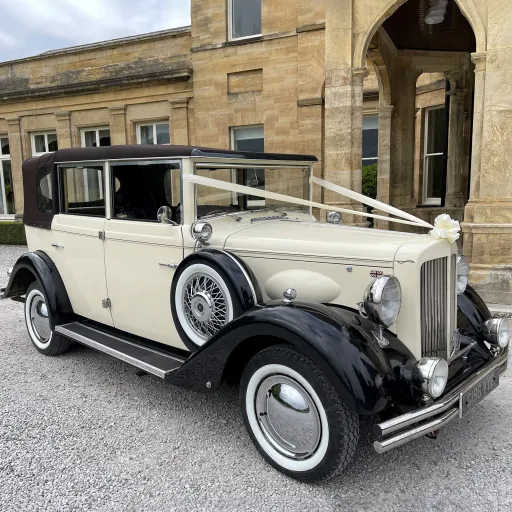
(3, 251, 74, 328)
(168, 301, 408, 416)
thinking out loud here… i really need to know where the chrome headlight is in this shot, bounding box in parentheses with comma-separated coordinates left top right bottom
(416, 357, 449, 398)
(483, 318, 510, 348)
(456, 255, 469, 295)
(363, 276, 401, 327)
(191, 222, 213, 243)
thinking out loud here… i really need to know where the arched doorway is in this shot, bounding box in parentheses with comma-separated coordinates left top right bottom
(323, 0, 484, 234)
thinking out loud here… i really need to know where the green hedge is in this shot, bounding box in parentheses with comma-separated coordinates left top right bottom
(0, 221, 27, 245)
(362, 163, 378, 200)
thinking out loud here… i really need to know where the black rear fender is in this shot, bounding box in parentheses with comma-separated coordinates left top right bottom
(3, 251, 74, 328)
(168, 302, 406, 416)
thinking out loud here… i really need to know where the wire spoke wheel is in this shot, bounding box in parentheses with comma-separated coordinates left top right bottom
(181, 272, 231, 342)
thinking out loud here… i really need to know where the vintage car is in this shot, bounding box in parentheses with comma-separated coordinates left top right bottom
(1, 144, 509, 482)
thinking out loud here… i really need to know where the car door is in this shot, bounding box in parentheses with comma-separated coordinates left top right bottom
(103, 160, 186, 350)
(50, 163, 114, 326)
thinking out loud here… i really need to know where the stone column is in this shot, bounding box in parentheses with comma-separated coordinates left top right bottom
(376, 105, 394, 205)
(467, 53, 486, 204)
(324, 67, 369, 225)
(55, 111, 72, 149)
(169, 99, 190, 145)
(463, 52, 486, 262)
(6, 117, 24, 215)
(445, 88, 467, 207)
(109, 106, 127, 145)
(373, 105, 394, 230)
(389, 58, 421, 210)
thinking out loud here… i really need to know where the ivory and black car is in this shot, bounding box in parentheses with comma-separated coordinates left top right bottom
(1, 144, 508, 482)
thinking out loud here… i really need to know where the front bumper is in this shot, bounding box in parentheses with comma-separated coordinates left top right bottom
(374, 349, 508, 453)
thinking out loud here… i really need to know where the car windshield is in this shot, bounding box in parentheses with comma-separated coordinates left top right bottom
(195, 166, 311, 219)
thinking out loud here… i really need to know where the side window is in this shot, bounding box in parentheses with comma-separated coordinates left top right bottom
(60, 166, 105, 216)
(111, 162, 181, 223)
(36, 167, 53, 214)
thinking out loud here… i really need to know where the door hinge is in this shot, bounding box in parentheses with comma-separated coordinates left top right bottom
(99, 230, 106, 240)
(102, 298, 111, 309)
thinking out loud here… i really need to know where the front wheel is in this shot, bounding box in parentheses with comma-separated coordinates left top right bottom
(24, 282, 72, 356)
(240, 345, 359, 482)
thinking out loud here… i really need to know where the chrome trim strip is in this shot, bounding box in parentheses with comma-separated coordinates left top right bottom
(374, 409, 459, 454)
(375, 351, 508, 438)
(56, 324, 185, 378)
(217, 249, 258, 305)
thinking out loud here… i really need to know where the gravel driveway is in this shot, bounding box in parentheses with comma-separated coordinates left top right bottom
(1, 245, 511, 512)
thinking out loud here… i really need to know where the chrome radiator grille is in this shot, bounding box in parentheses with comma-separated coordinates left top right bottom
(420, 257, 455, 359)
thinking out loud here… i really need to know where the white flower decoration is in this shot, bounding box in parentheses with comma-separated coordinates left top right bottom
(429, 214, 461, 244)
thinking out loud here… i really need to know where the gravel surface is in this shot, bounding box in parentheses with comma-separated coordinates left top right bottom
(1, 245, 511, 512)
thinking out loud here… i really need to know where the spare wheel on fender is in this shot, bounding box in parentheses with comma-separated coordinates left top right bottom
(171, 252, 256, 351)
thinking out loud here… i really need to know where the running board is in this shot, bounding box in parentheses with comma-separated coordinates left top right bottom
(56, 322, 186, 379)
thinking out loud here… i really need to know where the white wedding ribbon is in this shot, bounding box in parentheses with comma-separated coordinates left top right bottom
(313, 177, 434, 229)
(183, 174, 433, 228)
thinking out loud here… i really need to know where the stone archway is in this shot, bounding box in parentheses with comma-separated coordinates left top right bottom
(353, 0, 486, 69)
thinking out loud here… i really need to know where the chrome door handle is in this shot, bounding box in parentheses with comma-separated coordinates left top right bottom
(159, 262, 178, 269)
(51, 242, 64, 248)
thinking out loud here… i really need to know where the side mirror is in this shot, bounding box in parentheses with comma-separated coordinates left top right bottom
(157, 206, 176, 225)
(326, 211, 342, 224)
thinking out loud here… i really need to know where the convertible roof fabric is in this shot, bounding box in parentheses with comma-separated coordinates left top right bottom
(50, 144, 318, 163)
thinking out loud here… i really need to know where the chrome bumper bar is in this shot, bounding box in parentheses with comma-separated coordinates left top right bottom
(374, 350, 508, 454)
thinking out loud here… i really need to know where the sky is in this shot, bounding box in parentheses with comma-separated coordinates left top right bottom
(0, 0, 191, 62)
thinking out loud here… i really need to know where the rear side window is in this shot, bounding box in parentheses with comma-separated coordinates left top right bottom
(36, 167, 53, 214)
(60, 166, 105, 217)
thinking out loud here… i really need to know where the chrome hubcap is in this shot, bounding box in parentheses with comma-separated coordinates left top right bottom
(255, 375, 321, 460)
(182, 272, 229, 341)
(30, 294, 51, 343)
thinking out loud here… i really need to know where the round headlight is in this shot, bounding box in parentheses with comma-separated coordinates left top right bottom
(363, 276, 402, 327)
(456, 255, 469, 295)
(191, 222, 213, 242)
(483, 317, 510, 348)
(416, 357, 449, 398)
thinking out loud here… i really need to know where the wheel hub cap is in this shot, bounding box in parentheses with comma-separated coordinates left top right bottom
(190, 292, 214, 322)
(256, 375, 321, 459)
(30, 295, 51, 342)
(182, 272, 229, 341)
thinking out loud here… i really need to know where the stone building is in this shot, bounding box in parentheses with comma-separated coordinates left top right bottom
(0, 0, 510, 304)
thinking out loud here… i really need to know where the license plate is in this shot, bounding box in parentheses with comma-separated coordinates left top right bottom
(460, 369, 500, 417)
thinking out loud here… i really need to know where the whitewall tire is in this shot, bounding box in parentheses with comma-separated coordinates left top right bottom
(172, 260, 243, 350)
(240, 345, 359, 482)
(24, 282, 72, 356)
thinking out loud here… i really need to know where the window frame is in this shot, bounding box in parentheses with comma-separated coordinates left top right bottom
(57, 162, 107, 218)
(109, 159, 183, 224)
(422, 105, 446, 206)
(31, 131, 58, 157)
(80, 126, 111, 148)
(0, 135, 13, 218)
(228, 0, 263, 42)
(362, 114, 379, 167)
(230, 124, 265, 207)
(136, 122, 171, 146)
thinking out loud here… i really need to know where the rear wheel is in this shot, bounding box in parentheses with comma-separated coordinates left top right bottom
(24, 282, 72, 356)
(240, 345, 359, 482)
